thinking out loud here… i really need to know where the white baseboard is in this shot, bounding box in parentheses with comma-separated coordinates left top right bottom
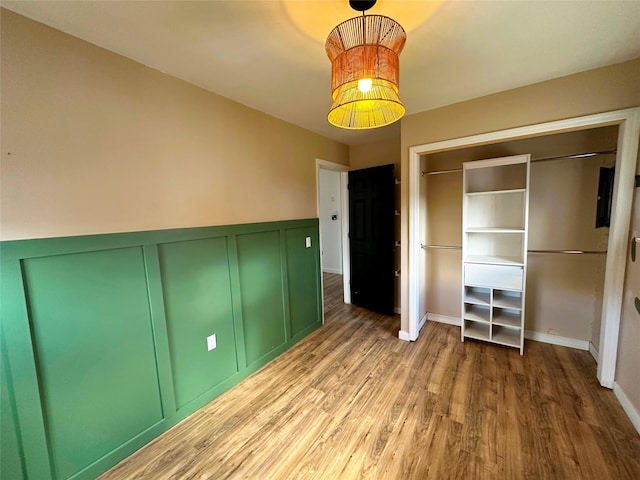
(322, 267, 342, 274)
(427, 313, 461, 327)
(424, 313, 591, 351)
(589, 342, 599, 363)
(523, 331, 589, 351)
(398, 330, 411, 341)
(394, 307, 401, 315)
(613, 382, 640, 435)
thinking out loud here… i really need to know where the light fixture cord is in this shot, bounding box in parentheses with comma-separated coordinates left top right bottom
(362, 11, 366, 85)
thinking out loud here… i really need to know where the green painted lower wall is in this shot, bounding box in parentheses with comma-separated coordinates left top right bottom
(23, 248, 164, 480)
(0, 219, 321, 480)
(1, 337, 25, 480)
(158, 237, 237, 410)
(237, 231, 287, 366)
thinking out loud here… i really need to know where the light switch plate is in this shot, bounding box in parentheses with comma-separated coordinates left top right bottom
(305, 236, 311, 248)
(207, 334, 217, 351)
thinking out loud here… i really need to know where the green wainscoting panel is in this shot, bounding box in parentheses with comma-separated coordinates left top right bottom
(236, 230, 287, 366)
(158, 238, 238, 410)
(1, 337, 26, 480)
(286, 227, 322, 338)
(22, 248, 163, 480)
(0, 219, 320, 480)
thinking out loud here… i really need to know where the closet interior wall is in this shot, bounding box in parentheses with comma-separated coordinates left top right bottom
(421, 126, 618, 351)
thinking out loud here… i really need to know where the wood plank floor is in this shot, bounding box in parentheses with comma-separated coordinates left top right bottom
(100, 273, 640, 479)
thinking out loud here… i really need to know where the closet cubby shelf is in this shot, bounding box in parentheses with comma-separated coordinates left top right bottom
(492, 309, 522, 328)
(491, 327, 521, 348)
(464, 321, 490, 341)
(464, 287, 490, 305)
(464, 305, 490, 323)
(493, 291, 522, 310)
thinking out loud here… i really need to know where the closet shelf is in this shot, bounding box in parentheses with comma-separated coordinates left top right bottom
(465, 188, 526, 197)
(465, 227, 525, 233)
(464, 308, 490, 324)
(464, 254, 524, 266)
(491, 327, 521, 348)
(464, 291, 490, 306)
(493, 293, 522, 310)
(492, 310, 522, 328)
(463, 322, 490, 341)
(461, 154, 530, 355)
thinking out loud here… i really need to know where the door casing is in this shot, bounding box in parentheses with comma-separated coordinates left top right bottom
(316, 159, 351, 316)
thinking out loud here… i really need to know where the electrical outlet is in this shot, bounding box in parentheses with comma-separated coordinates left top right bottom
(207, 334, 217, 351)
(305, 236, 311, 248)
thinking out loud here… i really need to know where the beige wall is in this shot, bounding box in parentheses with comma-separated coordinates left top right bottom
(401, 59, 640, 150)
(0, 10, 349, 241)
(349, 137, 400, 171)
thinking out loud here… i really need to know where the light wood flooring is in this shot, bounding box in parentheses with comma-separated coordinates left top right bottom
(100, 273, 640, 479)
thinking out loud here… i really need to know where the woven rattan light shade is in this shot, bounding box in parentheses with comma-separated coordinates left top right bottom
(326, 15, 406, 129)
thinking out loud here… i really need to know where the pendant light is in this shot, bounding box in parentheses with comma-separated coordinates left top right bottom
(326, 0, 406, 129)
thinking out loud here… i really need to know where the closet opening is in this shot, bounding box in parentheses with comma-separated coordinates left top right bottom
(421, 126, 616, 359)
(406, 108, 640, 388)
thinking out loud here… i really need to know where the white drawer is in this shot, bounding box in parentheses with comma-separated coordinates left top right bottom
(464, 264, 523, 290)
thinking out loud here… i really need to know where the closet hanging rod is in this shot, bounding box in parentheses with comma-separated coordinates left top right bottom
(532, 150, 617, 164)
(421, 244, 462, 250)
(421, 168, 462, 176)
(527, 249, 607, 255)
(420, 150, 617, 176)
(419, 246, 606, 254)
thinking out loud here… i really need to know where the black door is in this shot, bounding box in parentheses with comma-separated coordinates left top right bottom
(349, 164, 395, 315)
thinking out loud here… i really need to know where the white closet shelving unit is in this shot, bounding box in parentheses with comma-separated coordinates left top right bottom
(461, 154, 530, 354)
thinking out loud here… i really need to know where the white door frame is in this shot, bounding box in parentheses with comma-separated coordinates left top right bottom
(316, 159, 351, 314)
(407, 107, 640, 388)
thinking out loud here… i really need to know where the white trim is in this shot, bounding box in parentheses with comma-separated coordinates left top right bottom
(340, 171, 351, 304)
(524, 331, 589, 351)
(424, 312, 592, 351)
(322, 267, 343, 275)
(398, 330, 411, 341)
(418, 312, 428, 331)
(407, 107, 640, 388)
(597, 109, 640, 388)
(319, 269, 325, 325)
(422, 312, 600, 352)
(408, 108, 639, 157)
(589, 342, 599, 363)
(427, 313, 461, 327)
(394, 307, 402, 315)
(408, 141, 422, 342)
(613, 382, 640, 435)
(316, 159, 351, 307)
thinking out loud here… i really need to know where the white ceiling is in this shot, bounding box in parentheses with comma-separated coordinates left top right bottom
(3, 0, 640, 145)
